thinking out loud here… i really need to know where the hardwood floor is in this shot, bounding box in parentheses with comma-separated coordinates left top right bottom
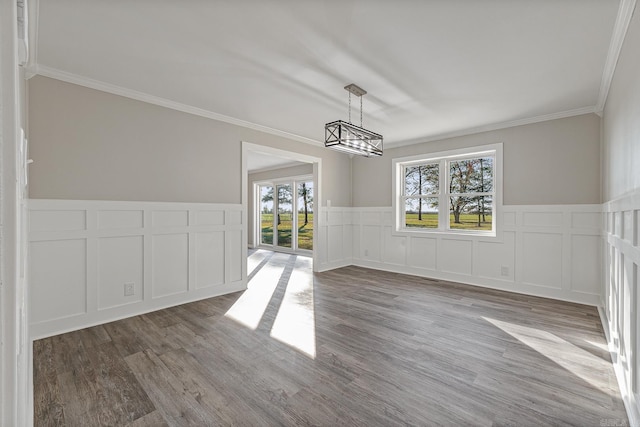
(34, 250, 627, 426)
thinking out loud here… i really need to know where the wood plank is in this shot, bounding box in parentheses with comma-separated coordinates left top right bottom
(55, 341, 155, 426)
(124, 349, 217, 426)
(33, 339, 66, 426)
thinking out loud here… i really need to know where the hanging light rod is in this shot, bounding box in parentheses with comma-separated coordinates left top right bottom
(324, 83, 383, 157)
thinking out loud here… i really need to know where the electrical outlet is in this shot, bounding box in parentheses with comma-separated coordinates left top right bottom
(500, 266, 509, 277)
(364, 249, 369, 257)
(124, 282, 135, 296)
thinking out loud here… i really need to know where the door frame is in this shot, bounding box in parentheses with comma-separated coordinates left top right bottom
(255, 175, 314, 255)
(241, 142, 322, 272)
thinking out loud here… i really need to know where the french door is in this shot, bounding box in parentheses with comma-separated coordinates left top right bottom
(257, 178, 313, 253)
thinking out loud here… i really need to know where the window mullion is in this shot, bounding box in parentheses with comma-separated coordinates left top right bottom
(439, 159, 448, 231)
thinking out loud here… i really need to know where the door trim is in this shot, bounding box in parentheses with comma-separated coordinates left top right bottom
(241, 142, 322, 272)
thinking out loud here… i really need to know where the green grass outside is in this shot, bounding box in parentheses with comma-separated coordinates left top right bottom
(260, 213, 313, 250)
(406, 212, 492, 230)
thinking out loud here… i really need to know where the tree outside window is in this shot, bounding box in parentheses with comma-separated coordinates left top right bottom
(448, 156, 493, 230)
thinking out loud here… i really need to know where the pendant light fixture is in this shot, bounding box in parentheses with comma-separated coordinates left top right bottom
(325, 83, 383, 157)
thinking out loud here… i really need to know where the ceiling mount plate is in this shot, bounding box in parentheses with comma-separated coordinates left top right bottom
(344, 83, 367, 97)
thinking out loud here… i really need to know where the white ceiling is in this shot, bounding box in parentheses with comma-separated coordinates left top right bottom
(32, 0, 623, 147)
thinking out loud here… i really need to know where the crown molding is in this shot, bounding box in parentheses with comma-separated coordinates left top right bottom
(32, 65, 324, 147)
(595, 0, 637, 113)
(385, 106, 597, 149)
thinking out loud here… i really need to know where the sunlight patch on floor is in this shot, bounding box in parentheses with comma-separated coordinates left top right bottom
(247, 249, 269, 276)
(484, 317, 616, 394)
(585, 339, 609, 352)
(270, 256, 316, 358)
(224, 254, 285, 329)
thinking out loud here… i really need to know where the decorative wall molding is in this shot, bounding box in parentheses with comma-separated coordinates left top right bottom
(602, 187, 640, 425)
(347, 204, 603, 306)
(312, 203, 603, 305)
(29, 201, 606, 326)
(315, 207, 353, 272)
(29, 199, 246, 339)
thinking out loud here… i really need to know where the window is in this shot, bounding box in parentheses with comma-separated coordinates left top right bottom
(393, 144, 501, 236)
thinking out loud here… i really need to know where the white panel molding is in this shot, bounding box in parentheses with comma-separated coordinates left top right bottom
(315, 206, 353, 272)
(32, 65, 323, 147)
(350, 204, 602, 305)
(602, 188, 640, 425)
(29, 199, 246, 339)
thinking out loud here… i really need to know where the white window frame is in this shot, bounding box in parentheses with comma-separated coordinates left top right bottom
(392, 143, 503, 238)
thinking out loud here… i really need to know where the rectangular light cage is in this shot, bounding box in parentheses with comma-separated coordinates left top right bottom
(324, 120, 383, 157)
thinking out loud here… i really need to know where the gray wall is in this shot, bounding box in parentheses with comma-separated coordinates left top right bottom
(28, 76, 352, 206)
(248, 163, 314, 247)
(602, 9, 640, 201)
(352, 113, 601, 207)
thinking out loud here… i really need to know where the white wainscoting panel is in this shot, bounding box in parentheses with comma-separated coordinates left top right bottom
(30, 209, 86, 232)
(97, 210, 143, 230)
(602, 190, 640, 426)
(408, 237, 437, 271)
(521, 232, 563, 289)
(383, 227, 406, 266)
(195, 210, 225, 226)
(227, 229, 243, 282)
(151, 233, 189, 298)
(475, 231, 515, 281)
(570, 234, 600, 294)
(194, 232, 225, 288)
(440, 239, 473, 275)
(351, 205, 602, 305)
(315, 207, 353, 272)
(29, 199, 245, 339)
(522, 211, 563, 228)
(30, 239, 87, 324)
(97, 236, 144, 309)
(328, 226, 345, 262)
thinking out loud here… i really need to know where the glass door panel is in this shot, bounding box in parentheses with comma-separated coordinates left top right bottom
(276, 184, 293, 249)
(297, 181, 313, 250)
(259, 185, 274, 245)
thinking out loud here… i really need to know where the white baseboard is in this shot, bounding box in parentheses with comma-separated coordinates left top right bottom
(316, 259, 352, 273)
